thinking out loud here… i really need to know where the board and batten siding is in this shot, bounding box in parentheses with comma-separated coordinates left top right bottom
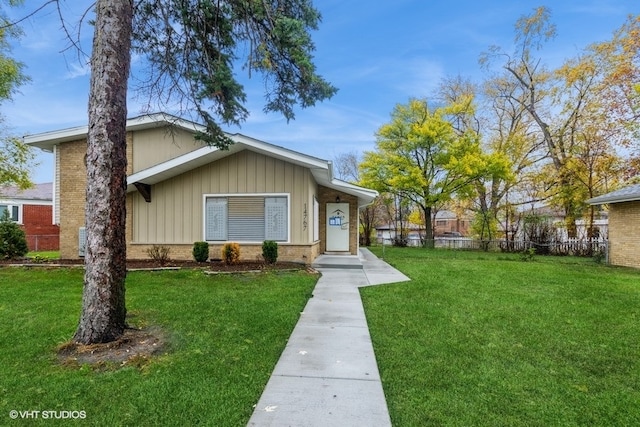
(131, 126, 204, 173)
(131, 150, 316, 245)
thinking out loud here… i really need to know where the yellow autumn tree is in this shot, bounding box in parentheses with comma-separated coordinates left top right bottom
(360, 98, 506, 243)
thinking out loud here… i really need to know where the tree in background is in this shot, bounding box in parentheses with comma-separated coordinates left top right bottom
(480, 7, 638, 238)
(28, 0, 337, 344)
(333, 151, 380, 246)
(0, 136, 32, 190)
(437, 76, 516, 242)
(0, 0, 32, 191)
(360, 98, 497, 244)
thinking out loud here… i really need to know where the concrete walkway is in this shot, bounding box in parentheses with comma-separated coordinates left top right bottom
(248, 248, 410, 427)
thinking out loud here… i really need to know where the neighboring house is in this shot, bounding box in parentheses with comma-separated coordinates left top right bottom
(433, 210, 471, 237)
(0, 183, 60, 251)
(514, 205, 608, 241)
(376, 222, 424, 246)
(587, 183, 640, 269)
(24, 113, 378, 263)
(376, 209, 471, 246)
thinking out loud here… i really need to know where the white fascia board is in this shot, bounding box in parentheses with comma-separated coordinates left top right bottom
(24, 113, 207, 151)
(23, 124, 89, 151)
(334, 179, 378, 207)
(588, 195, 640, 205)
(0, 198, 53, 206)
(229, 133, 329, 170)
(586, 184, 640, 205)
(310, 168, 378, 207)
(125, 133, 331, 192)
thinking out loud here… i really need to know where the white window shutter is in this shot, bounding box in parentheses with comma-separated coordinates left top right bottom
(205, 198, 228, 241)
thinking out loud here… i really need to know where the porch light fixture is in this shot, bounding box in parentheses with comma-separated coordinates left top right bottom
(336, 196, 340, 203)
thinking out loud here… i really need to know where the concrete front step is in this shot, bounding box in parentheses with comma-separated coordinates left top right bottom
(311, 254, 363, 269)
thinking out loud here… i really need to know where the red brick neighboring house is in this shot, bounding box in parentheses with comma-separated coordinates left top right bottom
(0, 183, 60, 251)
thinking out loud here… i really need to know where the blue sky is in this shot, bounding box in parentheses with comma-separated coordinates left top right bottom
(5, 0, 640, 184)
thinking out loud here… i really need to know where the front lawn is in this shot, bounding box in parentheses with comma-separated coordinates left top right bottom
(0, 268, 316, 426)
(362, 247, 640, 426)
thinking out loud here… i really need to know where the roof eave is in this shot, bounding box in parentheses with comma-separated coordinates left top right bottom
(587, 195, 640, 205)
(23, 113, 207, 151)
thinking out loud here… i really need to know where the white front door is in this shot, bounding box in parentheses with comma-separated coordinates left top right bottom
(326, 203, 349, 251)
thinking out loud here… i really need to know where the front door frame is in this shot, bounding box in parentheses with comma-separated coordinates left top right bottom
(326, 202, 350, 252)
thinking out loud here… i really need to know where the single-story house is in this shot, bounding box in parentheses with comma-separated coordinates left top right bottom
(0, 183, 60, 251)
(587, 183, 640, 269)
(375, 210, 471, 246)
(375, 222, 424, 246)
(24, 113, 378, 263)
(519, 205, 608, 241)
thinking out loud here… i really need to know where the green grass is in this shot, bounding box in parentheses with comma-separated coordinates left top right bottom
(362, 247, 640, 427)
(0, 268, 316, 426)
(26, 250, 60, 260)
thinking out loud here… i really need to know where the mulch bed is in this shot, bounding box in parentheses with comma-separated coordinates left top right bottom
(0, 258, 309, 272)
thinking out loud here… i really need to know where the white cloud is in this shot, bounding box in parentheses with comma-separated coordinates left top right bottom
(392, 58, 446, 98)
(65, 62, 91, 79)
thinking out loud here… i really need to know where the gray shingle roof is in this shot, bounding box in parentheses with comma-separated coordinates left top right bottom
(586, 183, 640, 205)
(0, 183, 53, 201)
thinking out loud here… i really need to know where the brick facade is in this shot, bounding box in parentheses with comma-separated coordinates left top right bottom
(318, 185, 359, 255)
(58, 135, 134, 259)
(608, 201, 640, 269)
(58, 139, 89, 259)
(22, 205, 59, 251)
(127, 242, 320, 264)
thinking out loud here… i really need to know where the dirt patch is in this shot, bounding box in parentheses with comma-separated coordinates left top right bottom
(58, 327, 165, 370)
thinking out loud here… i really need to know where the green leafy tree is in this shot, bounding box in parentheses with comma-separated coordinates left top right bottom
(360, 98, 497, 243)
(1, 136, 32, 190)
(0, 210, 28, 259)
(437, 76, 517, 241)
(0, 1, 32, 190)
(132, 0, 337, 146)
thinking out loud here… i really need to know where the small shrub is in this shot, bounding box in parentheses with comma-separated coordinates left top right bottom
(146, 245, 171, 265)
(30, 255, 48, 264)
(192, 241, 210, 263)
(222, 242, 241, 265)
(262, 240, 278, 264)
(593, 249, 606, 264)
(0, 211, 28, 259)
(520, 247, 536, 262)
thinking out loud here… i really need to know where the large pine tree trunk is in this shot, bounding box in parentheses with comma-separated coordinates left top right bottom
(73, 0, 133, 344)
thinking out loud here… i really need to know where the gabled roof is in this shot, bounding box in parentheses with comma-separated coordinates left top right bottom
(0, 183, 53, 201)
(587, 183, 640, 205)
(24, 113, 202, 152)
(24, 113, 378, 206)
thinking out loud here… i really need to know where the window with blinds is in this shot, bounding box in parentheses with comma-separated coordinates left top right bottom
(205, 195, 288, 242)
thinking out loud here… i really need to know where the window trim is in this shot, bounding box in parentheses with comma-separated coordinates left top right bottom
(0, 203, 21, 223)
(313, 197, 320, 242)
(202, 193, 291, 243)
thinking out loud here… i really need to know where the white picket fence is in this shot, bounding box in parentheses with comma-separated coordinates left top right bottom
(378, 237, 608, 258)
